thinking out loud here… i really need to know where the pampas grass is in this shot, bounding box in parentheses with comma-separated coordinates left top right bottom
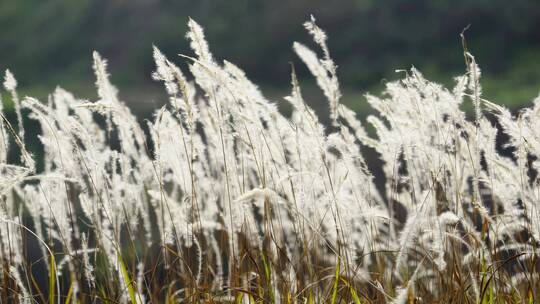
(1, 17, 539, 303)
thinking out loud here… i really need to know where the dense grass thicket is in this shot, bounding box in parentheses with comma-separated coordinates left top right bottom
(1, 18, 539, 303)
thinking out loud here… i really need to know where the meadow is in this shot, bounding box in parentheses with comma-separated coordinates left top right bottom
(1, 18, 539, 303)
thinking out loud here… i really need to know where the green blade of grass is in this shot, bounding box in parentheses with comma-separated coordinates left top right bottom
(49, 254, 56, 304)
(340, 277, 362, 304)
(235, 293, 243, 304)
(330, 257, 340, 304)
(308, 290, 314, 304)
(65, 283, 74, 304)
(261, 253, 275, 303)
(118, 253, 137, 304)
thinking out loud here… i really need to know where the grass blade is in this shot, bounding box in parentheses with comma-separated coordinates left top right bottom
(341, 277, 362, 304)
(49, 254, 56, 304)
(330, 257, 340, 304)
(65, 283, 74, 304)
(118, 254, 137, 304)
(261, 252, 275, 303)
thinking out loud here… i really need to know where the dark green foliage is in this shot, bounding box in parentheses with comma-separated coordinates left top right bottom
(1, 0, 539, 107)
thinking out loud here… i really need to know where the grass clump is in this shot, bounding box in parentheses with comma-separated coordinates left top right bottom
(1, 17, 539, 303)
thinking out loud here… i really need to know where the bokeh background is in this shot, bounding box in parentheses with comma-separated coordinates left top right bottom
(1, 0, 539, 118)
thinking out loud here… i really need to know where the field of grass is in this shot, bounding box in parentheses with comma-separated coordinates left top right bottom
(1, 18, 539, 303)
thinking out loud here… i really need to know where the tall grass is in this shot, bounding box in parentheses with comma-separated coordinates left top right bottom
(1, 17, 539, 303)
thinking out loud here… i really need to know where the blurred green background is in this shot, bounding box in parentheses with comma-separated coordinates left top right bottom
(1, 0, 539, 116)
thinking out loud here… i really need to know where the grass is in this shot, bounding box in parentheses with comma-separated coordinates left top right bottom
(1, 17, 540, 303)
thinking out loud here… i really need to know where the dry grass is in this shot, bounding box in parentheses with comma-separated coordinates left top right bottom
(1, 17, 539, 303)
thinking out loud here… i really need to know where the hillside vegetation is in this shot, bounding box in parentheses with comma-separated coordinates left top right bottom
(1, 0, 539, 109)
